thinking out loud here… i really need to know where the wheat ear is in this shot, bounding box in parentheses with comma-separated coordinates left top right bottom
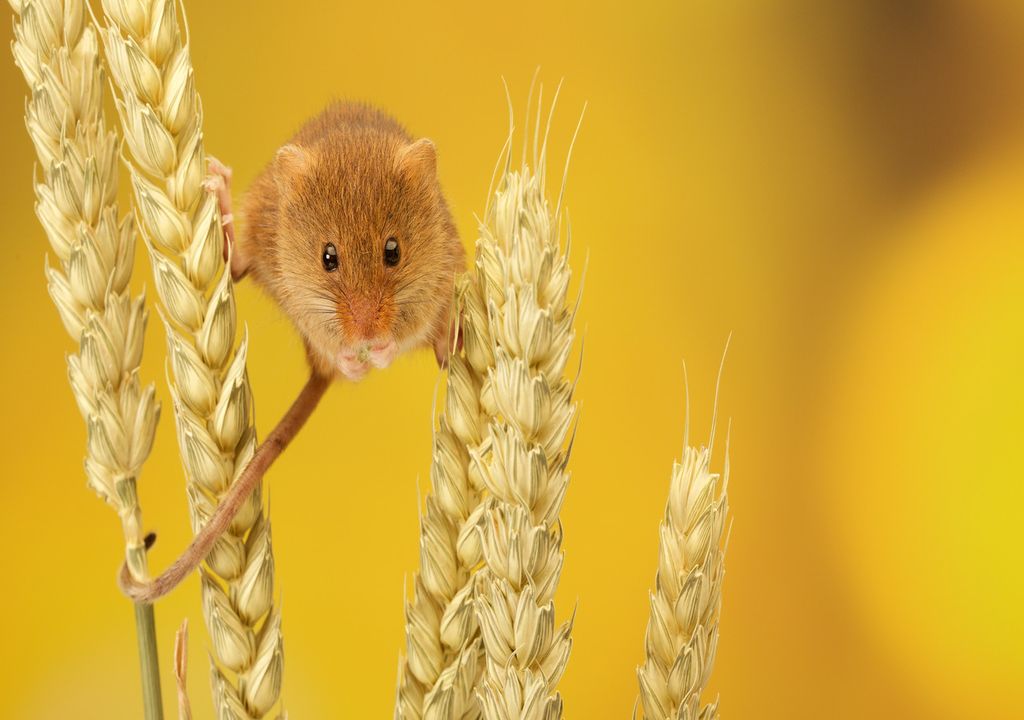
(396, 93, 581, 720)
(9, 0, 163, 714)
(636, 442, 729, 720)
(97, 1, 282, 716)
(471, 150, 579, 720)
(10, 0, 159, 590)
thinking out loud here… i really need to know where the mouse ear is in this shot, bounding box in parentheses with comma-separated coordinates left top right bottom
(274, 144, 309, 189)
(395, 138, 437, 185)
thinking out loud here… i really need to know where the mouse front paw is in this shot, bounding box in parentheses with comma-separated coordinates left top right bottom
(337, 353, 370, 382)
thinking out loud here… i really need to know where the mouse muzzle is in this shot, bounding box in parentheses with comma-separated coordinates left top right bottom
(337, 294, 399, 380)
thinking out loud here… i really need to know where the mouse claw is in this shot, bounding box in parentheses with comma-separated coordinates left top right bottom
(208, 156, 233, 182)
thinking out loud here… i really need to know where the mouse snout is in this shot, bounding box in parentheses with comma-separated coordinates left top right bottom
(342, 294, 379, 340)
(340, 293, 394, 345)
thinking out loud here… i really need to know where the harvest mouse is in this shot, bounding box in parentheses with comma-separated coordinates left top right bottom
(118, 101, 465, 602)
(216, 100, 465, 380)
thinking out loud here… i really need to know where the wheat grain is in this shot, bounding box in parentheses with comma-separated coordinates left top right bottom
(636, 442, 729, 720)
(97, 1, 281, 716)
(397, 90, 581, 719)
(10, 0, 160, 586)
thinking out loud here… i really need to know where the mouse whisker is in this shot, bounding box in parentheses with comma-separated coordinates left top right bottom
(309, 291, 340, 306)
(391, 277, 421, 297)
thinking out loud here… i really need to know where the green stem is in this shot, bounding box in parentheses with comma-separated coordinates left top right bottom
(134, 603, 164, 720)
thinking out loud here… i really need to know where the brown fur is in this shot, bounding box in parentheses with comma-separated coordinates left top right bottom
(240, 101, 465, 378)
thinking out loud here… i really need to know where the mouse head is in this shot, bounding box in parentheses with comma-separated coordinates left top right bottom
(270, 135, 464, 380)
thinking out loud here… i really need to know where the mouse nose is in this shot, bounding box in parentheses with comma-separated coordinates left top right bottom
(343, 294, 382, 340)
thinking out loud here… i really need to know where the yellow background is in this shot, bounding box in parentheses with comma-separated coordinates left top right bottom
(2, 1, 1022, 717)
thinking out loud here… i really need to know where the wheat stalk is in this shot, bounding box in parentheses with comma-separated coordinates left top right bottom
(396, 90, 581, 719)
(96, 1, 282, 716)
(8, 0, 163, 714)
(636, 441, 729, 720)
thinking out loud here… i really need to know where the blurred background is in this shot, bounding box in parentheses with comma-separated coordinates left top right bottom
(1, 0, 1022, 717)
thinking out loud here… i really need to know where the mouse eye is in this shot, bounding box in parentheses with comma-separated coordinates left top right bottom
(322, 243, 339, 272)
(384, 237, 400, 266)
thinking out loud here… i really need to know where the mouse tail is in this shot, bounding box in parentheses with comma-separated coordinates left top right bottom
(117, 371, 331, 603)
